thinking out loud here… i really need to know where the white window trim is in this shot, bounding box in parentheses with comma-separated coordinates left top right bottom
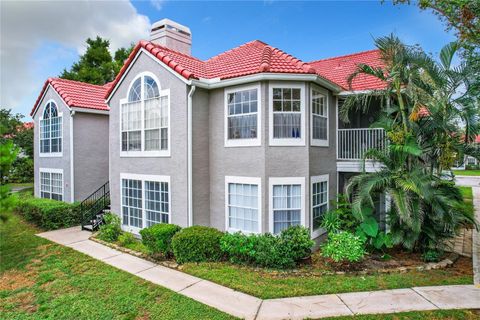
(311, 174, 329, 238)
(310, 85, 329, 147)
(39, 99, 63, 158)
(268, 82, 306, 146)
(120, 173, 171, 235)
(39, 167, 64, 201)
(224, 84, 262, 147)
(224, 176, 262, 234)
(119, 72, 171, 158)
(268, 177, 305, 234)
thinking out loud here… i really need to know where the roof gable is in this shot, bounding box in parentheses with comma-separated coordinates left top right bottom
(31, 78, 109, 116)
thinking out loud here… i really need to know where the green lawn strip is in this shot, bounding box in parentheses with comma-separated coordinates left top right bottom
(181, 262, 472, 299)
(6, 182, 34, 189)
(0, 211, 236, 320)
(453, 170, 480, 176)
(322, 309, 479, 320)
(459, 186, 474, 217)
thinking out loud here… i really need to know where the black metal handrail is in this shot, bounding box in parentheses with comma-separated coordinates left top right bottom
(80, 181, 110, 231)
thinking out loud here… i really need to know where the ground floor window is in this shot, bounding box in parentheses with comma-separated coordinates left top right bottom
(311, 175, 329, 237)
(225, 176, 261, 233)
(121, 174, 170, 231)
(269, 177, 305, 234)
(40, 169, 63, 201)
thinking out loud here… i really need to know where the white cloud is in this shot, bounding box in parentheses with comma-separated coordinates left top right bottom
(150, 0, 165, 11)
(0, 0, 151, 115)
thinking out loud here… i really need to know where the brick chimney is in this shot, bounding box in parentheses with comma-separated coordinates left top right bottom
(150, 19, 192, 55)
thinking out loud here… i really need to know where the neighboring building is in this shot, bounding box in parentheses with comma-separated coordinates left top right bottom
(31, 78, 110, 203)
(104, 19, 387, 239)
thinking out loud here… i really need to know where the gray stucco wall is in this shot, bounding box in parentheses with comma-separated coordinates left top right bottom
(108, 52, 189, 228)
(73, 112, 109, 201)
(33, 87, 73, 202)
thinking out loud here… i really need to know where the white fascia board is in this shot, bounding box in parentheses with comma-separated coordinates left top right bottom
(192, 73, 342, 92)
(70, 107, 109, 115)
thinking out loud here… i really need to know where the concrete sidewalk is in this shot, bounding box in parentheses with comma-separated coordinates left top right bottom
(37, 227, 480, 320)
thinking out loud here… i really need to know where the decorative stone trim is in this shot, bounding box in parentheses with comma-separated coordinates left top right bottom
(90, 233, 460, 277)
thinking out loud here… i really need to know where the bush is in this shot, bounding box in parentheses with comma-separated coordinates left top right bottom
(322, 231, 365, 263)
(97, 213, 121, 242)
(118, 232, 136, 246)
(14, 196, 81, 230)
(172, 226, 223, 264)
(220, 226, 314, 269)
(422, 249, 442, 263)
(140, 223, 181, 257)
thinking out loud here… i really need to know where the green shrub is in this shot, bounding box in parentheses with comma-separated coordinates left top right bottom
(220, 226, 314, 269)
(172, 226, 223, 264)
(97, 213, 121, 242)
(118, 232, 136, 246)
(14, 196, 81, 230)
(140, 223, 181, 257)
(322, 231, 365, 263)
(422, 249, 442, 263)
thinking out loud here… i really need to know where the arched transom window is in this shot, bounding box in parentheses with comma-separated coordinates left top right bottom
(121, 74, 169, 154)
(40, 101, 62, 154)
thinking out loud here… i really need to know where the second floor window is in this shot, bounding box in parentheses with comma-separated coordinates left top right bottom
(40, 101, 62, 154)
(225, 85, 261, 147)
(121, 74, 169, 155)
(311, 89, 328, 146)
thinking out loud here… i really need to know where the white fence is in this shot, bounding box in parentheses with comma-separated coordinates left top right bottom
(337, 128, 387, 160)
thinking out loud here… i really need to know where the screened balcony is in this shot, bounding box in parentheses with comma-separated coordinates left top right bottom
(337, 128, 387, 160)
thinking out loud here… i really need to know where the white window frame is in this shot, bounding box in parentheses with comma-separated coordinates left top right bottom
(311, 174, 329, 238)
(39, 99, 63, 158)
(269, 82, 306, 146)
(39, 168, 64, 201)
(119, 72, 171, 157)
(268, 177, 305, 234)
(120, 173, 171, 234)
(224, 84, 262, 147)
(225, 176, 262, 234)
(310, 85, 329, 147)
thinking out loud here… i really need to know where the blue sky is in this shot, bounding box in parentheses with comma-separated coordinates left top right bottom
(1, 1, 456, 118)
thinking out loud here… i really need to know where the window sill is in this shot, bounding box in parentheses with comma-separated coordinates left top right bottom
(269, 138, 306, 147)
(226, 228, 260, 235)
(225, 139, 261, 148)
(120, 151, 171, 158)
(39, 152, 63, 158)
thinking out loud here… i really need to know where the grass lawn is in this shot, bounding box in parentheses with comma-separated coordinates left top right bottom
(0, 210, 236, 320)
(459, 186, 474, 216)
(6, 182, 33, 189)
(453, 170, 480, 176)
(323, 309, 479, 319)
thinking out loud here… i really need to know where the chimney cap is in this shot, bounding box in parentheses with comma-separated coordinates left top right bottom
(151, 18, 191, 35)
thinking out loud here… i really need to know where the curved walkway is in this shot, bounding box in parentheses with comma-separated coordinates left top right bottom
(37, 227, 480, 320)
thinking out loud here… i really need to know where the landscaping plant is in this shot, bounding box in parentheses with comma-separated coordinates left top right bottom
(97, 212, 121, 242)
(118, 232, 136, 246)
(321, 231, 365, 264)
(172, 226, 224, 264)
(140, 223, 181, 257)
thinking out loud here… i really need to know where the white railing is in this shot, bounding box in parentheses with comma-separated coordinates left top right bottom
(337, 128, 387, 160)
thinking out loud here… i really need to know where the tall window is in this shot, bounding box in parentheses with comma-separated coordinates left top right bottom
(311, 175, 328, 237)
(269, 84, 305, 146)
(40, 101, 62, 154)
(311, 88, 328, 145)
(40, 169, 63, 201)
(225, 177, 261, 233)
(121, 174, 170, 231)
(270, 177, 305, 234)
(225, 86, 260, 146)
(121, 74, 169, 155)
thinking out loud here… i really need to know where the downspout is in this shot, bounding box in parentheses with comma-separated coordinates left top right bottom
(70, 110, 75, 203)
(187, 85, 196, 227)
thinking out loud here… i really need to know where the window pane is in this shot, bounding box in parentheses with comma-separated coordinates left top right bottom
(144, 76, 160, 99)
(313, 115, 328, 140)
(273, 183, 302, 234)
(121, 179, 142, 228)
(227, 89, 258, 141)
(128, 78, 142, 102)
(227, 182, 259, 233)
(312, 180, 328, 232)
(273, 113, 301, 139)
(145, 181, 169, 227)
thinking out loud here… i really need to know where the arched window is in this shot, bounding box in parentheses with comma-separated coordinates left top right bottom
(40, 101, 62, 154)
(121, 73, 169, 154)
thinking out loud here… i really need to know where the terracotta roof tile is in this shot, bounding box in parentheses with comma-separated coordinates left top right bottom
(31, 78, 109, 116)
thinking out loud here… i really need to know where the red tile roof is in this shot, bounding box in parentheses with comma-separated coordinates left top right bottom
(309, 50, 386, 91)
(31, 78, 109, 116)
(106, 40, 319, 99)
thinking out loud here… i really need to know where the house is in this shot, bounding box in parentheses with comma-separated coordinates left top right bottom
(103, 19, 387, 239)
(31, 78, 110, 203)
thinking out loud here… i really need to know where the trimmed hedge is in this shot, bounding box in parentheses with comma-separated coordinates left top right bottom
(172, 226, 224, 263)
(220, 226, 314, 269)
(140, 223, 181, 257)
(14, 196, 82, 230)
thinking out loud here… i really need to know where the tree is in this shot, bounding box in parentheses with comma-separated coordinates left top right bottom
(0, 112, 19, 222)
(60, 36, 134, 85)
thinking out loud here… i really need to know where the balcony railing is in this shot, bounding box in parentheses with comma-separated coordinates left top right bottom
(337, 128, 387, 160)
